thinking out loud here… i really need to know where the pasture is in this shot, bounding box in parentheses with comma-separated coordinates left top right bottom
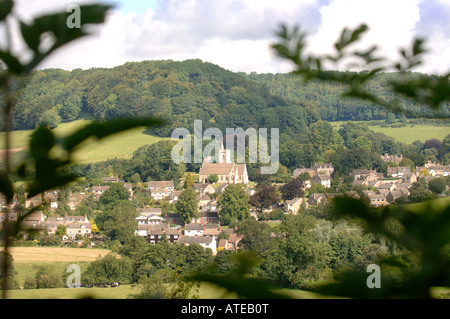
(0, 119, 168, 164)
(331, 121, 449, 144)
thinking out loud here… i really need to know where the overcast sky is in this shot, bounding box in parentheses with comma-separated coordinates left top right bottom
(9, 0, 450, 75)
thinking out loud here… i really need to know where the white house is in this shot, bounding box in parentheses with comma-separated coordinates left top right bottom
(178, 235, 217, 255)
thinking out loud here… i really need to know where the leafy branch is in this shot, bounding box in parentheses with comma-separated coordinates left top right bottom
(0, 1, 164, 298)
(271, 23, 450, 114)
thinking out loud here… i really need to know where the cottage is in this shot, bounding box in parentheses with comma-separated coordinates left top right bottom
(387, 166, 411, 178)
(381, 154, 403, 164)
(184, 223, 205, 237)
(136, 214, 166, 225)
(285, 197, 307, 214)
(351, 169, 383, 182)
(123, 183, 133, 199)
(293, 167, 316, 178)
(191, 211, 220, 224)
(401, 173, 417, 184)
(226, 233, 241, 251)
(148, 181, 175, 192)
(145, 224, 181, 244)
(168, 190, 182, 203)
(178, 235, 217, 255)
(149, 187, 171, 200)
(92, 186, 110, 199)
(367, 193, 388, 207)
(198, 194, 212, 211)
(102, 176, 120, 183)
(164, 213, 182, 225)
(137, 207, 162, 216)
(386, 188, 409, 203)
(193, 183, 216, 196)
(312, 174, 331, 188)
(377, 183, 397, 192)
(313, 163, 334, 176)
(66, 222, 92, 239)
(308, 193, 327, 206)
(24, 193, 43, 209)
(215, 183, 228, 194)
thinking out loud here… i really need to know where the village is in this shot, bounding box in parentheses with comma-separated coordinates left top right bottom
(1, 148, 449, 256)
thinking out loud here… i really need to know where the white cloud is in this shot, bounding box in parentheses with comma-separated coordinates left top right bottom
(306, 0, 423, 71)
(2, 0, 448, 74)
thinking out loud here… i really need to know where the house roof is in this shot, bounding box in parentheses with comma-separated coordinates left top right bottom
(137, 207, 162, 214)
(67, 222, 91, 229)
(92, 186, 110, 192)
(178, 235, 214, 245)
(150, 187, 171, 194)
(285, 197, 302, 205)
(185, 224, 205, 230)
(199, 163, 246, 176)
(147, 224, 181, 235)
(148, 181, 174, 188)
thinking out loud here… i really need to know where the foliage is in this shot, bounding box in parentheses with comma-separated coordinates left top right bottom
(82, 253, 133, 286)
(217, 184, 251, 225)
(316, 197, 450, 298)
(175, 186, 199, 224)
(271, 23, 450, 115)
(130, 269, 199, 299)
(99, 183, 130, 206)
(0, 252, 15, 289)
(279, 178, 304, 201)
(95, 200, 137, 244)
(249, 185, 281, 212)
(34, 264, 63, 289)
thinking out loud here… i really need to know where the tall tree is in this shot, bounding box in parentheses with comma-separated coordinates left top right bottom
(279, 178, 305, 201)
(249, 185, 281, 213)
(100, 183, 130, 206)
(218, 184, 251, 225)
(176, 186, 199, 224)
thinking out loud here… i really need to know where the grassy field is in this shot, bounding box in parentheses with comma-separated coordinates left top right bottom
(0, 119, 169, 164)
(3, 246, 112, 263)
(369, 124, 449, 144)
(331, 120, 449, 144)
(1, 247, 113, 289)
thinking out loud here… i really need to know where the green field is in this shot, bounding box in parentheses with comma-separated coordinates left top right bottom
(331, 121, 449, 144)
(0, 120, 169, 163)
(2, 120, 448, 164)
(370, 124, 449, 144)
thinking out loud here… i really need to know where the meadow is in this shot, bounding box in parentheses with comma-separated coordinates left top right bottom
(1, 120, 448, 165)
(330, 120, 449, 144)
(0, 119, 169, 164)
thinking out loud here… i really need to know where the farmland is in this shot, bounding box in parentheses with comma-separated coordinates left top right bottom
(0, 119, 168, 164)
(330, 120, 449, 144)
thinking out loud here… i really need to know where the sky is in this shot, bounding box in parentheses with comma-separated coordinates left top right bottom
(7, 0, 450, 75)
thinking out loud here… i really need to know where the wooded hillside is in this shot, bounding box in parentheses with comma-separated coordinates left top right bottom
(2, 60, 448, 139)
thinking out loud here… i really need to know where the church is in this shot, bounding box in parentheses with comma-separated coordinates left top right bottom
(198, 144, 249, 185)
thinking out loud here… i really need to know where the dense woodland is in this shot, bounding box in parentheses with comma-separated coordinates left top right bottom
(2, 59, 448, 134)
(3, 59, 448, 185)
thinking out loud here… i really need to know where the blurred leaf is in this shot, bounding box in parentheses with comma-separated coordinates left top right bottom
(60, 117, 165, 152)
(0, 0, 13, 21)
(0, 51, 24, 74)
(26, 126, 75, 197)
(22, 4, 112, 73)
(0, 170, 13, 202)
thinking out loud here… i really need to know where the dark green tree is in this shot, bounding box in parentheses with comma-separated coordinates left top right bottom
(99, 183, 130, 206)
(217, 184, 251, 225)
(175, 186, 199, 224)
